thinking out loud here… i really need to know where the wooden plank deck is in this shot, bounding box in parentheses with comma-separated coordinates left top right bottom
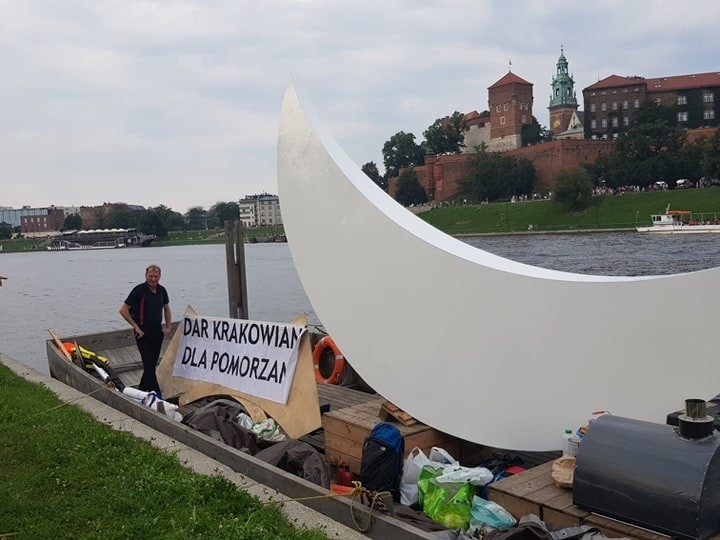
(487, 461, 672, 540)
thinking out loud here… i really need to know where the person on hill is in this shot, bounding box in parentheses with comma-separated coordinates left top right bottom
(119, 264, 172, 394)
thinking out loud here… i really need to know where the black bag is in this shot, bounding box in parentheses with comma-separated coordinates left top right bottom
(359, 422, 405, 501)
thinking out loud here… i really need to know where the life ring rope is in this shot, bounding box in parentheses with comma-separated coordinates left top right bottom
(312, 335, 346, 384)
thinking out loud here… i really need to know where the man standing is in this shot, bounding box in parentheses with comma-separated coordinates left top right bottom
(119, 264, 171, 394)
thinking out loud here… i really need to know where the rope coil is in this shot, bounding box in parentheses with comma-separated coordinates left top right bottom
(262, 480, 392, 533)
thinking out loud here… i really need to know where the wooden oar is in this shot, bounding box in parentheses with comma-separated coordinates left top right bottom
(48, 328, 73, 363)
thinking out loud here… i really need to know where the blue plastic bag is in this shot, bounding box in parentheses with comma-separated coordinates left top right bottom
(470, 495, 516, 529)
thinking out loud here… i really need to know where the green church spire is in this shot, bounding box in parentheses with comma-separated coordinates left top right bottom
(549, 45, 577, 107)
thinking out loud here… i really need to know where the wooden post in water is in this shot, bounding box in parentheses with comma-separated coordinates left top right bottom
(225, 220, 248, 319)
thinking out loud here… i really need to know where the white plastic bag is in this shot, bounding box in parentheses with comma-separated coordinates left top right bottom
(428, 446, 459, 466)
(400, 447, 437, 506)
(436, 465, 494, 486)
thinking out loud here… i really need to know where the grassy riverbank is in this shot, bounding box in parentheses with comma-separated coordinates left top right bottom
(0, 363, 326, 540)
(419, 187, 720, 235)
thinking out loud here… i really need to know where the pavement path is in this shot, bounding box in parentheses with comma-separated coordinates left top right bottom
(0, 352, 368, 540)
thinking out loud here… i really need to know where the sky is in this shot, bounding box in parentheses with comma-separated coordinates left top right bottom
(2, 1, 719, 215)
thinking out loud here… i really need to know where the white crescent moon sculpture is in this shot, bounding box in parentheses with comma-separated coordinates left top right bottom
(277, 82, 720, 451)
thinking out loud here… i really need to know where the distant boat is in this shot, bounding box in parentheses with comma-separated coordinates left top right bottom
(46, 228, 156, 250)
(636, 206, 720, 234)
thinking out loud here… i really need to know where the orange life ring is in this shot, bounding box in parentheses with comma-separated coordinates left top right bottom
(313, 335, 345, 384)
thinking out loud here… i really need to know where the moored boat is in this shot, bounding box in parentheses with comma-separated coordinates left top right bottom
(636, 207, 720, 234)
(46, 228, 156, 250)
(45, 326, 439, 540)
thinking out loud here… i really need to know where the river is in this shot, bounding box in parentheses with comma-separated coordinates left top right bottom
(2, 232, 720, 374)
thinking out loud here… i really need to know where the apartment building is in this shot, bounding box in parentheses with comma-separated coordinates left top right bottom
(238, 194, 282, 228)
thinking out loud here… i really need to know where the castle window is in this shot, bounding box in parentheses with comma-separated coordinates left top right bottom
(500, 116, 506, 125)
(623, 117, 630, 126)
(496, 105, 500, 112)
(503, 103, 508, 111)
(612, 101, 618, 111)
(677, 111, 688, 123)
(704, 91, 714, 103)
(612, 117, 618, 127)
(623, 100, 629, 109)
(601, 102, 607, 111)
(677, 94, 687, 105)
(704, 109, 715, 120)
(654, 98, 662, 106)
(591, 119, 597, 129)
(590, 103, 596, 112)
(521, 115, 526, 123)
(601, 119, 608, 128)
(634, 99, 640, 108)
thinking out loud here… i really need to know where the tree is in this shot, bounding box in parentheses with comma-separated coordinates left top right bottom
(553, 168, 594, 210)
(185, 206, 208, 230)
(394, 169, 427, 206)
(140, 207, 169, 237)
(0, 221, 12, 240)
(587, 102, 690, 189)
(104, 204, 141, 229)
(63, 214, 82, 230)
(423, 112, 466, 155)
(382, 131, 425, 179)
(208, 201, 240, 228)
(362, 161, 387, 191)
(458, 144, 536, 202)
(521, 117, 545, 147)
(701, 127, 720, 181)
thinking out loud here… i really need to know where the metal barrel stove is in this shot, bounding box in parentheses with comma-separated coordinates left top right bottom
(573, 400, 720, 539)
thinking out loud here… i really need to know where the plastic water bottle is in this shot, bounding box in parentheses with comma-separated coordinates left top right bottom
(562, 428, 573, 456)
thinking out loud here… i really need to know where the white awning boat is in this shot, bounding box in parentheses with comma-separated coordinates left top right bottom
(637, 206, 720, 234)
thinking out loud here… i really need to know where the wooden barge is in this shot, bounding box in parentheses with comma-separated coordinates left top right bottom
(47, 327, 680, 540)
(46, 327, 451, 540)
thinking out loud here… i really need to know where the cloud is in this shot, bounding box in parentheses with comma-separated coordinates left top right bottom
(1, 0, 719, 213)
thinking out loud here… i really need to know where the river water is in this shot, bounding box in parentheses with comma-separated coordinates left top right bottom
(2, 232, 720, 374)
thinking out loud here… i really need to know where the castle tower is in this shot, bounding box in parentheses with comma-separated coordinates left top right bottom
(487, 68, 533, 152)
(548, 46, 579, 134)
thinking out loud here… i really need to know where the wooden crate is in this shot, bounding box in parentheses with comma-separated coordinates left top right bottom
(322, 398, 460, 473)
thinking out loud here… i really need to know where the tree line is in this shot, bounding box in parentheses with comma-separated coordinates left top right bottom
(362, 110, 550, 206)
(364, 101, 720, 209)
(0, 201, 243, 240)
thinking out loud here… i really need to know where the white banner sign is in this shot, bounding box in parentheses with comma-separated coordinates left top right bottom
(172, 315, 307, 404)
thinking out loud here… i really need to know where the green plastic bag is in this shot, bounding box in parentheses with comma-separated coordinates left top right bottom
(417, 465, 474, 529)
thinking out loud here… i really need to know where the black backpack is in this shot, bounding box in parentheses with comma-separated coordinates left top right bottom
(359, 422, 405, 501)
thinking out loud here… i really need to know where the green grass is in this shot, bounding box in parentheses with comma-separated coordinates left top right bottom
(0, 238, 45, 253)
(419, 187, 720, 235)
(0, 363, 327, 540)
(154, 226, 285, 247)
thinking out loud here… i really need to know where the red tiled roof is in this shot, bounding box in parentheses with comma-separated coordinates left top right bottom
(645, 72, 720, 91)
(489, 71, 532, 88)
(585, 72, 720, 92)
(463, 110, 490, 121)
(584, 75, 645, 91)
